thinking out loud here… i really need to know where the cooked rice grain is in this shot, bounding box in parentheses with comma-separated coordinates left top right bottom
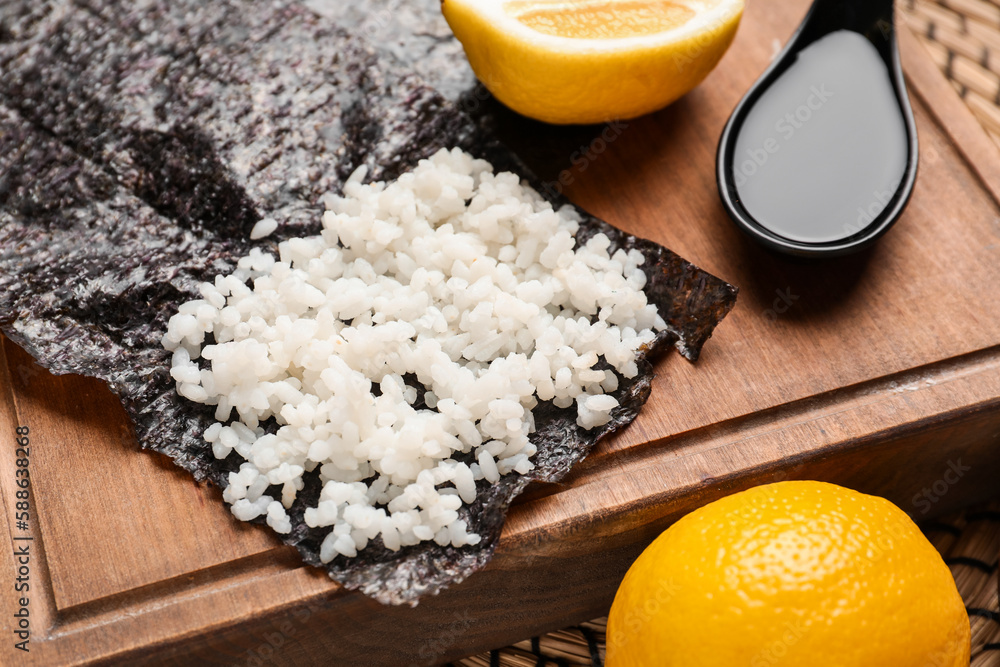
(163, 148, 665, 559)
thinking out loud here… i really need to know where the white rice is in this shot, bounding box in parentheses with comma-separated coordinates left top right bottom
(249, 217, 279, 240)
(162, 148, 665, 560)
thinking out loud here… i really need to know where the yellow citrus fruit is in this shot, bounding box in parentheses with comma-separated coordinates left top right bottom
(441, 0, 744, 125)
(607, 481, 970, 667)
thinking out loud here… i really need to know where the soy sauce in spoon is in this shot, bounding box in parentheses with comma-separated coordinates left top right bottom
(717, 0, 918, 257)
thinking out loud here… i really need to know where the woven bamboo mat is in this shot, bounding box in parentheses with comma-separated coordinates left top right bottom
(464, 2, 1000, 664)
(904, 0, 1000, 149)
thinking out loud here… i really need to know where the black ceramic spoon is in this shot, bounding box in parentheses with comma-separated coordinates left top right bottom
(716, 0, 918, 258)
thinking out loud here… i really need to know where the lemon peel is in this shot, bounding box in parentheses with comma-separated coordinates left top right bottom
(607, 481, 970, 667)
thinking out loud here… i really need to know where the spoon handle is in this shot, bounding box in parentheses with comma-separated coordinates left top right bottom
(799, 0, 896, 40)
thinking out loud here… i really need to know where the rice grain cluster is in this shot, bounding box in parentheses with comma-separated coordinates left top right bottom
(163, 148, 665, 560)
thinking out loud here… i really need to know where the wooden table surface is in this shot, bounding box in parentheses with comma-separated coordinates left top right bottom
(2, 0, 1000, 664)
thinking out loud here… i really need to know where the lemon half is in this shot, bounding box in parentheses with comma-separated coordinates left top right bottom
(441, 0, 745, 124)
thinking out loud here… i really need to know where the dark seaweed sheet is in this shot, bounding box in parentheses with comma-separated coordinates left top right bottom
(305, 0, 477, 103)
(0, 0, 737, 605)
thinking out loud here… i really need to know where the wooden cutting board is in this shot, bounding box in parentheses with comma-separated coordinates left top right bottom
(3, 0, 1000, 664)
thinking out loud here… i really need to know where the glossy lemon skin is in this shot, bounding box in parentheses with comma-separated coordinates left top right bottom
(441, 0, 744, 125)
(607, 481, 970, 667)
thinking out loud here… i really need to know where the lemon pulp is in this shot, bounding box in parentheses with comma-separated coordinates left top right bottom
(508, 1, 697, 40)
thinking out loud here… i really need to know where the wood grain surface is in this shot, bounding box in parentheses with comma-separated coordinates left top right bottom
(2, 0, 1000, 664)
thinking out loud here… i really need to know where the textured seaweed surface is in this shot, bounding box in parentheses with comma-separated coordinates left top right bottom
(0, 0, 738, 605)
(306, 0, 476, 102)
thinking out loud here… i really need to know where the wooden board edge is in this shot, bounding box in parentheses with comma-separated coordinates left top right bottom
(501, 346, 1000, 547)
(42, 347, 1000, 666)
(99, 397, 1000, 666)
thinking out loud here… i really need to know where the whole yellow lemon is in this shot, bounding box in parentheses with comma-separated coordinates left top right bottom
(607, 480, 970, 667)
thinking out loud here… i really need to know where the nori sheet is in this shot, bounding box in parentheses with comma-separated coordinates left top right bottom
(0, 0, 738, 605)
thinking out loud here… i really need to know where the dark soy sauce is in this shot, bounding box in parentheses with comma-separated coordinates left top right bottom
(732, 30, 908, 244)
